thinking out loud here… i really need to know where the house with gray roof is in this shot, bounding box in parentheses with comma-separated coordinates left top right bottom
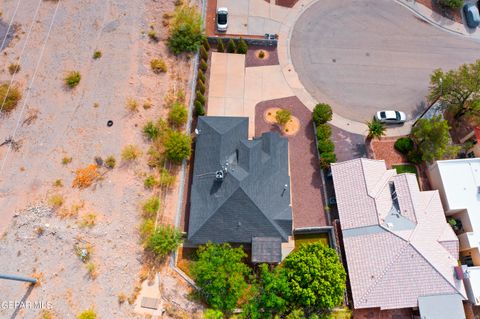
(187, 116, 292, 263)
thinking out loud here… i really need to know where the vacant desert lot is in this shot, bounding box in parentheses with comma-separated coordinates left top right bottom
(0, 0, 195, 317)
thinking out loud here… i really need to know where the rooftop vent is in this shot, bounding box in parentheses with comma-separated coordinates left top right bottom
(215, 170, 224, 181)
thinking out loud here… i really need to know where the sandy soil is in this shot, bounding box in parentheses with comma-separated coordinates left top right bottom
(0, 0, 195, 317)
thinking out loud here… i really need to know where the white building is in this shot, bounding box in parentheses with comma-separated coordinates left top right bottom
(428, 158, 480, 305)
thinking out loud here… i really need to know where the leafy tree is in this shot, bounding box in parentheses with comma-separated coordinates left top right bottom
(276, 109, 292, 126)
(316, 124, 332, 140)
(317, 139, 334, 153)
(237, 38, 248, 54)
(168, 4, 204, 54)
(243, 264, 290, 319)
(394, 137, 414, 154)
(227, 39, 236, 53)
(313, 103, 332, 125)
(366, 119, 386, 139)
(204, 309, 223, 319)
(164, 130, 192, 163)
(217, 38, 225, 52)
(168, 102, 188, 128)
(439, 0, 463, 9)
(194, 100, 205, 116)
(283, 242, 346, 311)
(411, 115, 460, 162)
(319, 152, 336, 169)
(428, 60, 480, 119)
(191, 243, 250, 313)
(286, 309, 305, 319)
(145, 225, 183, 257)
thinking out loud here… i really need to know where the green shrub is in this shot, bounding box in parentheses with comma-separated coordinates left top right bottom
(203, 38, 210, 51)
(217, 38, 225, 52)
(204, 309, 223, 319)
(167, 4, 204, 54)
(236, 38, 248, 54)
(139, 218, 155, 240)
(148, 29, 158, 41)
(317, 139, 335, 153)
(105, 155, 116, 169)
(143, 121, 160, 140)
(367, 119, 386, 139)
(194, 100, 205, 116)
(319, 152, 336, 169)
(316, 124, 332, 140)
(77, 309, 97, 319)
(65, 71, 81, 88)
(227, 39, 236, 53)
(407, 149, 423, 164)
(164, 131, 192, 164)
(439, 0, 463, 9)
(159, 167, 175, 187)
(198, 69, 206, 83)
(143, 197, 160, 219)
(145, 225, 183, 257)
(200, 59, 208, 72)
(313, 103, 332, 125)
(196, 90, 206, 105)
(93, 50, 102, 59)
(196, 79, 206, 94)
(168, 102, 188, 128)
(151, 58, 167, 74)
(275, 109, 291, 126)
(394, 137, 414, 154)
(258, 50, 265, 59)
(144, 175, 157, 189)
(0, 83, 22, 113)
(121, 145, 142, 161)
(200, 45, 209, 60)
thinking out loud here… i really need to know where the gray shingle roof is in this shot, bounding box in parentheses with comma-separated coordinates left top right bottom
(188, 116, 292, 245)
(252, 237, 282, 264)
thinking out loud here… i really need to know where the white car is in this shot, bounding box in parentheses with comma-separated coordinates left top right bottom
(374, 110, 407, 124)
(216, 8, 228, 32)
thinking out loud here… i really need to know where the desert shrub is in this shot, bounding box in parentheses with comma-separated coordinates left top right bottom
(198, 69, 206, 83)
(148, 29, 158, 41)
(79, 213, 96, 228)
(140, 218, 155, 240)
(143, 197, 160, 219)
(164, 131, 192, 164)
(8, 63, 20, 74)
(168, 4, 204, 54)
(217, 38, 225, 52)
(439, 0, 463, 8)
(77, 309, 97, 319)
(121, 145, 142, 161)
(316, 124, 332, 140)
(258, 50, 265, 59)
(275, 109, 291, 126)
(200, 45, 209, 60)
(318, 139, 335, 153)
(236, 38, 248, 54)
(144, 175, 157, 189)
(226, 39, 236, 53)
(313, 103, 332, 125)
(151, 58, 167, 74)
(93, 51, 102, 59)
(394, 137, 414, 155)
(0, 83, 22, 113)
(104, 156, 116, 169)
(196, 79, 206, 94)
(194, 100, 205, 116)
(196, 91, 206, 105)
(65, 71, 81, 88)
(159, 167, 175, 187)
(145, 225, 183, 258)
(62, 156, 72, 165)
(48, 194, 64, 208)
(147, 146, 165, 168)
(203, 38, 210, 51)
(72, 165, 99, 188)
(53, 179, 63, 187)
(143, 121, 160, 140)
(143, 99, 153, 109)
(319, 152, 336, 169)
(86, 262, 97, 279)
(126, 98, 139, 112)
(200, 59, 208, 72)
(168, 102, 188, 128)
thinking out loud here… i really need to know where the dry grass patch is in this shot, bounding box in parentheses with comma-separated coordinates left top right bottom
(62, 156, 72, 165)
(0, 83, 22, 113)
(125, 98, 139, 113)
(79, 213, 97, 228)
(48, 194, 64, 209)
(121, 145, 142, 162)
(86, 262, 98, 279)
(150, 58, 167, 74)
(72, 164, 99, 188)
(8, 63, 20, 74)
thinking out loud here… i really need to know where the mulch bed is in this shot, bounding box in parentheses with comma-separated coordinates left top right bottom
(255, 96, 327, 229)
(369, 137, 406, 169)
(416, 0, 463, 23)
(245, 45, 279, 67)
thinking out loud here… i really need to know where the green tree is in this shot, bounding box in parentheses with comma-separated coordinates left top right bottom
(145, 225, 183, 257)
(200, 45, 209, 60)
(411, 115, 460, 162)
(191, 243, 250, 313)
(428, 60, 480, 119)
(366, 119, 386, 139)
(283, 242, 346, 311)
(227, 39, 236, 53)
(316, 124, 332, 140)
(164, 131, 192, 163)
(217, 38, 225, 52)
(319, 152, 336, 169)
(168, 102, 188, 128)
(243, 264, 290, 319)
(313, 103, 332, 125)
(204, 309, 224, 319)
(203, 38, 211, 51)
(276, 109, 292, 126)
(317, 139, 334, 153)
(168, 4, 204, 54)
(194, 100, 205, 116)
(439, 0, 463, 9)
(394, 137, 414, 154)
(237, 38, 248, 54)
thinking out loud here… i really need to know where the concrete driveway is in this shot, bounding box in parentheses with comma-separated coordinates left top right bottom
(290, 0, 480, 122)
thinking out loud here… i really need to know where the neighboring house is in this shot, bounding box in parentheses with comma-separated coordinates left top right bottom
(332, 158, 466, 318)
(187, 116, 292, 263)
(428, 158, 480, 304)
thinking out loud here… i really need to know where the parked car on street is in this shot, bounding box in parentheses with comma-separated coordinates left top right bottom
(374, 110, 407, 124)
(217, 8, 228, 32)
(464, 3, 480, 28)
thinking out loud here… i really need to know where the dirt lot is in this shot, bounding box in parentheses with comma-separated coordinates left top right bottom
(0, 0, 197, 317)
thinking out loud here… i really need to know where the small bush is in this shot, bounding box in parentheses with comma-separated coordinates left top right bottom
(164, 131, 192, 164)
(200, 59, 208, 72)
(147, 146, 165, 168)
(313, 103, 332, 125)
(258, 50, 265, 59)
(143, 121, 160, 140)
(8, 63, 20, 74)
(394, 137, 414, 155)
(168, 102, 188, 128)
(145, 225, 183, 258)
(93, 51, 102, 59)
(148, 29, 158, 41)
(236, 38, 248, 54)
(77, 309, 97, 319)
(121, 145, 142, 162)
(62, 156, 72, 165)
(196, 79, 206, 94)
(194, 100, 205, 116)
(196, 91, 205, 105)
(439, 0, 463, 9)
(126, 98, 139, 113)
(198, 69, 206, 83)
(53, 179, 63, 187)
(407, 149, 423, 164)
(167, 4, 204, 54)
(275, 109, 291, 126)
(226, 39, 236, 53)
(203, 38, 210, 51)
(151, 58, 167, 74)
(143, 99, 153, 109)
(319, 152, 336, 169)
(86, 262, 97, 279)
(72, 164, 99, 188)
(140, 218, 155, 240)
(48, 194, 64, 208)
(0, 83, 22, 113)
(104, 156, 116, 169)
(144, 175, 157, 189)
(159, 167, 175, 187)
(200, 45, 209, 60)
(143, 197, 160, 219)
(217, 38, 225, 52)
(118, 293, 127, 304)
(317, 139, 335, 153)
(79, 213, 97, 228)
(316, 124, 332, 140)
(64, 71, 81, 88)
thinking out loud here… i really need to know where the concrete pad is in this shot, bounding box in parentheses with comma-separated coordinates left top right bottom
(248, 0, 271, 19)
(217, 0, 249, 16)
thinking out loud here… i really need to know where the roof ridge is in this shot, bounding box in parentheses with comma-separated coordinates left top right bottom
(360, 159, 382, 226)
